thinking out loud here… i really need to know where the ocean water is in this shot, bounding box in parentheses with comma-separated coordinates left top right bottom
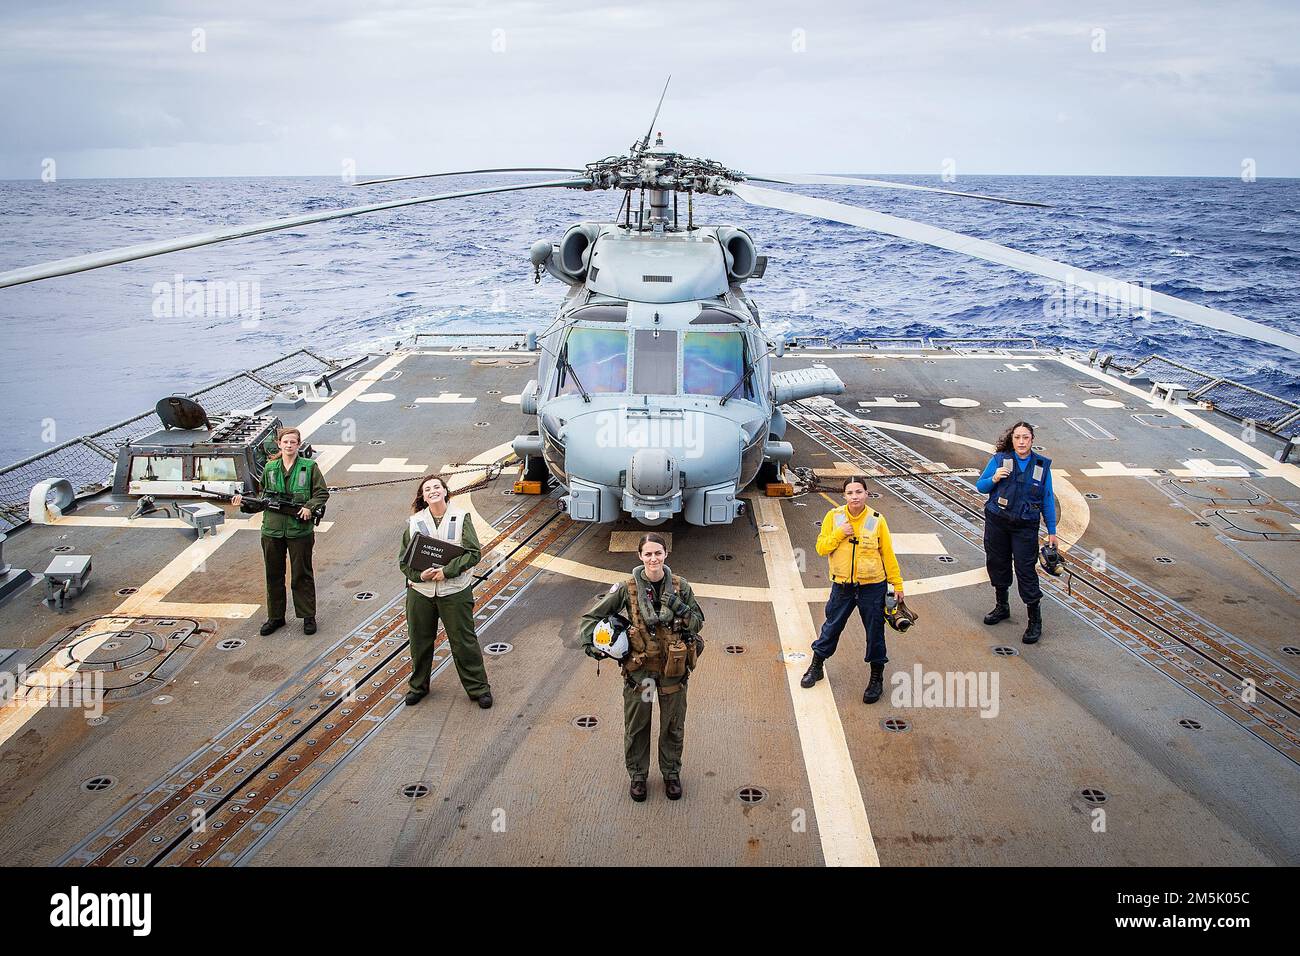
(0, 173, 1296, 466)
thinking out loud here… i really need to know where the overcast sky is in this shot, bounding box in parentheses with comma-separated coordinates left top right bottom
(2, 0, 1298, 180)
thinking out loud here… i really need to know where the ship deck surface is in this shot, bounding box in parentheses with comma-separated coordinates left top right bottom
(2, 345, 1297, 867)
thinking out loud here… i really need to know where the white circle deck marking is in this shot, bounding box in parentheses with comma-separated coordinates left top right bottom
(940, 398, 980, 408)
(500, 394, 521, 405)
(1083, 398, 1124, 409)
(356, 392, 396, 403)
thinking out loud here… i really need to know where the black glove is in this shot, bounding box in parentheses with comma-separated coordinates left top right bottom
(583, 644, 604, 660)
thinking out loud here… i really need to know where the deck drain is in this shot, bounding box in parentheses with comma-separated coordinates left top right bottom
(484, 642, 513, 656)
(715, 553, 734, 561)
(724, 644, 746, 655)
(403, 402, 419, 409)
(355, 591, 375, 600)
(474, 422, 490, 428)
(487, 389, 502, 395)
(924, 423, 941, 429)
(87, 715, 107, 725)
(936, 555, 955, 563)
(881, 717, 911, 732)
(115, 587, 138, 596)
(1193, 520, 1211, 527)
(867, 492, 881, 499)
(992, 645, 1019, 656)
(1154, 556, 1175, 564)
(736, 786, 768, 804)
(81, 776, 116, 793)
(1084, 492, 1101, 500)
(1077, 787, 1109, 805)
(154, 695, 173, 704)
(217, 639, 246, 651)
(369, 439, 385, 445)
(572, 715, 600, 729)
(402, 783, 431, 800)
(989, 409, 1005, 415)
(1189, 447, 1206, 452)
(892, 393, 909, 399)
(1178, 718, 1202, 730)
(53, 545, 72, 553)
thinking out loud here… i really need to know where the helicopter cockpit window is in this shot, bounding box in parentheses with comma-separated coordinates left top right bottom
(632, 330, 678, 395)
(556, 327, 628, 396)
(571, 304, 627, 322)
(684, 331, 749, 399)
(690, 307, 742, 325)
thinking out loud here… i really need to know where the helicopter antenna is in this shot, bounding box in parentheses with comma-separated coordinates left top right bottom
(633, 75, 671, 156)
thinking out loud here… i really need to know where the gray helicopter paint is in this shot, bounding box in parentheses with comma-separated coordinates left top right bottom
(517, 222, 842, 526)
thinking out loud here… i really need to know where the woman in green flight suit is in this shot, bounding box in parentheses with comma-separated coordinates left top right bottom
(580, 532, 705, 803)
(399, 474, 492, 709)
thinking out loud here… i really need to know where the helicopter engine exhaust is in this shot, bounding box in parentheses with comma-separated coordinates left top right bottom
(559, 223, 602, 280)
(715, 227, 757, 281)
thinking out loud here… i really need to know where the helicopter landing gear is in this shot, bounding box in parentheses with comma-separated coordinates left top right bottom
(756, 460, 781, 490)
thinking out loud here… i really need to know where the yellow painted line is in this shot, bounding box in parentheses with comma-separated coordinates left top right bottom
(753, 495, 878, 867)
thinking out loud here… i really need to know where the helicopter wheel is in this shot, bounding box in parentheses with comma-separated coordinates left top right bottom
(523, 453, 550, 484)
(756, 460, 781, 490)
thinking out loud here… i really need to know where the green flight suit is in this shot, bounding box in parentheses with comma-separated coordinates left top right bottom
(580, 567, 705, 782)
(399, 512, 489, 699)
(257, 455, 329, 620)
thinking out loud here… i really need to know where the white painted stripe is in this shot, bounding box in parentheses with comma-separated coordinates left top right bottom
(1056, 355, 1300, 491)
(415, 393, 477, 404)
(754, 495, 879, 867)
(890, 533, 947, 555)
(346, 457, 428, 474)
(0, 358, 402, 749)
(1005, 397, 1067, 408)
(1080, 461, 1159, 477)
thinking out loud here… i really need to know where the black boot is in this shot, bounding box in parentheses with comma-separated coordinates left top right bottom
(983, 587, 1011, 625)
(1023, 602, 1042, 644)
(800, 654, 826, 688)
(863, 662, 885, 704)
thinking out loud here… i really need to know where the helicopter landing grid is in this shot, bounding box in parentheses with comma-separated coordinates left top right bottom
(1, 344, 1297, 866)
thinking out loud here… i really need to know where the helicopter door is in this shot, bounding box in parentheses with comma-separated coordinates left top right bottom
(632, 330, 678, 395)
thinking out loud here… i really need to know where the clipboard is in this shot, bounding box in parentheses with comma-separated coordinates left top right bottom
(403, 531, 467, 574)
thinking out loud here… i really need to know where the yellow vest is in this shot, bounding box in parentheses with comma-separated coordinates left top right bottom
(815, 505, 904, 587)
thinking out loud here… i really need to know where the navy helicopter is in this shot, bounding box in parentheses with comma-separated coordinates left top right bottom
(4, 81, 1297, 527)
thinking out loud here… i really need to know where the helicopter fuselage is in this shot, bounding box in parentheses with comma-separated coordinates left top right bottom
(514, 221, 843, 526)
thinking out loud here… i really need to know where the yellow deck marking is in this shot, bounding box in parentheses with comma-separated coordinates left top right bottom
(754, 495, 879, 867)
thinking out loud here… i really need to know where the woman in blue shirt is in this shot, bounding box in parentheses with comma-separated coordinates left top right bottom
(975, 421, 1057, 644)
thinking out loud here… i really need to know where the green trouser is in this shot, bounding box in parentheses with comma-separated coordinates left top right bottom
(622, 670, 689, 782)
(261, 534, 315, 619)
(405, 585, 490, 699)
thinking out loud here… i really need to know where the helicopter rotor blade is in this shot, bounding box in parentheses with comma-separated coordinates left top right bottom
(728, 181, 1300, 355)
(745, 173, 1049, 208)
(352, 167, 585, 187)
(0, 178, 590, 290)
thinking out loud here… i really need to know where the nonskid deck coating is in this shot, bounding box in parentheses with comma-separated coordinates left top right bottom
(0, 346, 1296, 865)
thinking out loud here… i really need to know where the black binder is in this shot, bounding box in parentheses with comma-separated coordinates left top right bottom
(403, 531, 467, 574)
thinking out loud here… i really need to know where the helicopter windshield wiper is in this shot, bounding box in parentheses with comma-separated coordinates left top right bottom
(558, 348, 592, 404)
(719, 343, 780, 406)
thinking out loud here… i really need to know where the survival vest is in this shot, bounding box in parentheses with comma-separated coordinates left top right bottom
(984, 451, 1052, 525)
(623, 572, 697, 692)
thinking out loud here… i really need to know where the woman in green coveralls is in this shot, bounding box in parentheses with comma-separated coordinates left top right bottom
(399, 474, 492, 709)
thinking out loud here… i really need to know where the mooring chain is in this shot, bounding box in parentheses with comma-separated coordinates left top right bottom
(327, 455, 518, 494)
